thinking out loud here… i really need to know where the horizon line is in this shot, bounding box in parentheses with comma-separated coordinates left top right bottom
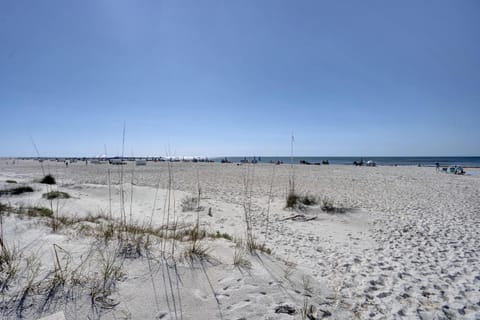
(1, 155, 480, 159)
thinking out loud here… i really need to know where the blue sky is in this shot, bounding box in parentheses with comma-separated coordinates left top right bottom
(1, 0, 479, 157)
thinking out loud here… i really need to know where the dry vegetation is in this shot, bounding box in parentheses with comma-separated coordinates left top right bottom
(0, 196, 240, 318)
(0, 159, 280, 319)
(0, 186, 34, 196)
(42, 191, 71, 200)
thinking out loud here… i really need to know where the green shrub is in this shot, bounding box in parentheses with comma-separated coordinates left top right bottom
(0, 202, 11, 212)
(286, 192, 299, 208)
(181, 195, 200, 212)
(184, 241, 210, 260)
(0, 186, 34, 196)
(210, 231, 233, 241)
(25, 207, 53, 218)
(299, 195, 317, 206)
(247, 240, 272, 254)
(320, 198, 345, 213)
(40, 175, 56, 185)
(286, 192, 317, 208)
(42, 191, 70, 200)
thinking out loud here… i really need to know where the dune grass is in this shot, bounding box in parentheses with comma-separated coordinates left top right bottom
(285, 192, 317, 209)
(181, 195, 198, 212)
(25, 206, 54, 218)
(0, 186, 34, 196)
(42, 191, 71, 200)
(0, 240, 20, 293)
(0, 158, 284, 318)
(320, 197, 346, 213)
(210, 231, 233, 241)
(233, 238, 251, 268)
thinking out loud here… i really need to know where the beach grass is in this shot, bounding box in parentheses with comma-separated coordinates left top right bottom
(0, 186, 34, 196)
(285, 192, 317, 209)
(42, 191, 71, 200)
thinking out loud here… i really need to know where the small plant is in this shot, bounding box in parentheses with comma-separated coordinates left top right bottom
(56, 216, 74, 226)
(302, 275, 313, 297)
(77, 224, 95, 236)
(41, 244, 70, 306)
(26, 206, 53, 218)
(320, 197, 345, 213)
(0, 202, 10, 213)
(283, 261, 296, 280)
(42, 191, 71, 200)
(88, 247, 123, 311)
(321, 198, 334, 212)
(0, 186, 34, 196)
(242, 164, 255, 256)
(210, 231, 233, 241)
(186, 223, 206, 241)
(299, 195, 317, 206)
(40, 174, 56, 185)
(97, 223, 115, 243)
(11, 186, 34, 195)
(286, 191, 299, 209)
(0, 204, 53, 218)
(285, 192, 317, 209)
(184, 219, 209, 260)
(43, 267, 67, 303)
(0, 241, 20, 292)
(119, 240, 143, 259)
(247, 239, 272, 255)
(16, 255, 41, 317)
(100, 247, 124, 291)
(233, 239, 251, 269)
(6, 180, 17, 184)
(184, 240, 210, 260)
(181, 195, 202, 212)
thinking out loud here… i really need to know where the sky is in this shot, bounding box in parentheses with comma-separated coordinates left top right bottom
(1, 0, 479, 157)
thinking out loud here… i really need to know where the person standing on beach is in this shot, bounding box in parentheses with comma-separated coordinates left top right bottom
(435, 162, 440, 172)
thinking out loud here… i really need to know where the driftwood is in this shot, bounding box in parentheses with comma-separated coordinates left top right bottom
(282, 214, 316, 222)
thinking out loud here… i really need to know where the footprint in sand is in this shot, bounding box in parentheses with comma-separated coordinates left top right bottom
(215, 293, 230, 299)
(228, 299, 252, 311)
(192, 289, 209, 301)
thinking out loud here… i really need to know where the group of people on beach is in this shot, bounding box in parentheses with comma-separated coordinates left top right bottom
(436, 162, 466, 175)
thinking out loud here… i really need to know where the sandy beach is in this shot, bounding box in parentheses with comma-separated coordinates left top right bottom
(1, 160, 479, 319)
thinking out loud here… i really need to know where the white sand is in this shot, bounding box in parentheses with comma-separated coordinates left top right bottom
(1, 160, 479, 319)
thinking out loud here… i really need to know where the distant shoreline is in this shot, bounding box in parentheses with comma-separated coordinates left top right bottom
(2, 157, 480, 168)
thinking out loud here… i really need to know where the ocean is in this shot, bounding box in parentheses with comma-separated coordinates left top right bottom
(213, 156, 480, 167)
